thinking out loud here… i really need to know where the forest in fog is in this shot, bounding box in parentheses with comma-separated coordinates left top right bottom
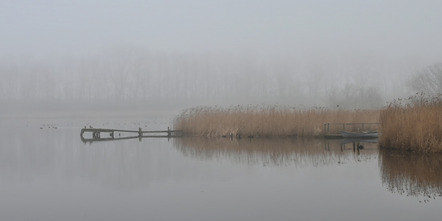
(0, 49, 419, 112)
(2, 1, 442, 113)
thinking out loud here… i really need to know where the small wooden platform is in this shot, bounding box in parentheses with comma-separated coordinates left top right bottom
(80, 127, 182, 143)
(323, 122, 380, 138)
(324, 134, 344, 139)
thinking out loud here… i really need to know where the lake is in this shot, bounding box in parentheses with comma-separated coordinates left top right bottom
(1, 113, 441, 221)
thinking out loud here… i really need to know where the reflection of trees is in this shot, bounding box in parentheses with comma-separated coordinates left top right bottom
(379, 148, 442, 200)
(173, 138, 378, 167)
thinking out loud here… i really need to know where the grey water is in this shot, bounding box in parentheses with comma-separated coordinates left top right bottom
(1, 115, 441, 221)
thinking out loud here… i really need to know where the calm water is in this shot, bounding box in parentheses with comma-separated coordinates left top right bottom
(1, 115, 442, 221)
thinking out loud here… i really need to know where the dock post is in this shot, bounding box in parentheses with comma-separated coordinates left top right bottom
(93, 131, 100, 139)
(356, 142, 360, 155)
(167, 127, 171, 137)
(138, 128, 142, 137)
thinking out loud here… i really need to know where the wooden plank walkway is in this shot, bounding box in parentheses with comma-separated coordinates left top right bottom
(80, 127, 182, 143)
(323, 122, 380, 138)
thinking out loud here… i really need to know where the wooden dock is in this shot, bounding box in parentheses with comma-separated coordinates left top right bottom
(80, 127, 182, 143)
(323, 122, 380, 138)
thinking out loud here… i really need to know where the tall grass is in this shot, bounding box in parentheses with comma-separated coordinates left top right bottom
(379, 93, 442, 153)
(173, 105, 380, 137)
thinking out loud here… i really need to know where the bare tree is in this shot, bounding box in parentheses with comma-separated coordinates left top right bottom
(326, 84, 384, 109)
(409, 63, 442, 95)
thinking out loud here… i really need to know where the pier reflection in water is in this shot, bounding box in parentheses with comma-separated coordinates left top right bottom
(173, 137, 379, 167)
(379, 148, 442, 201)
(175, 137, 442, 202)
(2, 118, 442, 221)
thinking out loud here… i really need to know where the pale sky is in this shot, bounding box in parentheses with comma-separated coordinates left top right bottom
(1, 0, 442, 109)
(2, 0, 442, 61)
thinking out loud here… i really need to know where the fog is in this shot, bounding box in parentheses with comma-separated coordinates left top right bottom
(2, 0, 442, 113)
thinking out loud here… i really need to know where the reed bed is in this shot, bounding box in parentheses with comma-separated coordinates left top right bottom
(173, 105, 380, 138)
(379, 94, 442, 153)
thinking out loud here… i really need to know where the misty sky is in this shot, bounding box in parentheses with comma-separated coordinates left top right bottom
(2, 0, 441, 58)
(1, 0, 442, 109)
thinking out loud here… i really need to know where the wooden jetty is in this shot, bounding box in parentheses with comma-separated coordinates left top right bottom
(323, 122, 380, 138)
(80, 127, 182, 143)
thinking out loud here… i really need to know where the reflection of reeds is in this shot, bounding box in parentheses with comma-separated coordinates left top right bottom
(379, 94, 442, 152)
(173, 106, 379, 137)
(173, 137, 378, 167)
(379, 148, 442, 199)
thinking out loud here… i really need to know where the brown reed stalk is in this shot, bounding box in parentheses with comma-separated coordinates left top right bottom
(173, 105, 380, 138)
(379, 93, 442, 153)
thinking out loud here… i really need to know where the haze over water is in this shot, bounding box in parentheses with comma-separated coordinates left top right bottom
(2, 1, 442, 220)
(1, 117, 442, 221)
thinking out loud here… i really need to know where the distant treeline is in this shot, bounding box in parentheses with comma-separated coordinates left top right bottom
(0, 51, 387, 109)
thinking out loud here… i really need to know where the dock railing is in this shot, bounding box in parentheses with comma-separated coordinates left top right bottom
(323, 123, 380, 138)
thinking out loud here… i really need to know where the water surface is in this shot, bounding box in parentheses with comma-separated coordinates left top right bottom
(1, 115, 441, 221)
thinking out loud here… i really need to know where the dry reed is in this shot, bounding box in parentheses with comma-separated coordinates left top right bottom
(173, 105, 380, 138)
(379, 93, 442, 153)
